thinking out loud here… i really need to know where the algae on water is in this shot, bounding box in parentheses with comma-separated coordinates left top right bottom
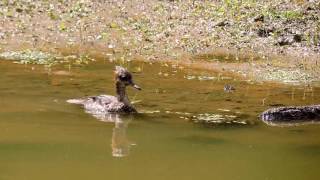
(0, 50, 56, 65)
(0, 50, 93, 66)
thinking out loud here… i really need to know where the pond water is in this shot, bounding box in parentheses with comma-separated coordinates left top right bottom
(0, 59, 320, 180)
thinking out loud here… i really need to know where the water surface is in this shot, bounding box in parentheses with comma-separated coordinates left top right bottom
(0, 59, 320, 180)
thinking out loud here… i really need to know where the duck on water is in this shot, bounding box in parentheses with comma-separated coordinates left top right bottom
(67, 66, 141, 116)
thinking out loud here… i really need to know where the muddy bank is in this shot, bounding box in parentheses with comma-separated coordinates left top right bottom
(0, 0, 319, 84)
(1, 0, 320, 59)
(0, 48, 319, 85)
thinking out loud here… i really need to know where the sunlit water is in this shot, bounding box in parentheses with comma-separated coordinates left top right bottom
(0, 59, 320, 180)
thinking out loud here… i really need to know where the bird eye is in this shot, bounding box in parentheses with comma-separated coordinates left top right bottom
(120, 75, 130, 81)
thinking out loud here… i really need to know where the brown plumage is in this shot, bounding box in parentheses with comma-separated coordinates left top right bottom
(67, 66, 141, 116)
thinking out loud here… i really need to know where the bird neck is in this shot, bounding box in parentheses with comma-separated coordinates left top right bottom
(116, 81, 130, 105)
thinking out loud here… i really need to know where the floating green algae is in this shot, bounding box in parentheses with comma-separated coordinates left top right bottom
(0, 50, 56, 65)
(0, 50, 94, 66)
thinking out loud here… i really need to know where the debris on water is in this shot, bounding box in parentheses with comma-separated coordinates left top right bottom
(256, 67, 314, 83)
(191, 113, 250, 126)
(61, 55, 78, 61)
(51, 70, 72, 76)
(175, 111, 192, 115)
(131, 100, 142, 104)
(198, 76, 216, 81)
(224, 84, 235, 92)
(221, 77, 233, 80)
(140, 110, 161, 114)
(217, 108, 231, 112)
(163, 109, 250, 126)
(179, 116, 189, 120)
(0, 50, 56, 65)
(155, 89, 166, 94)
(184, 75, 216, 81)
(165, 111, 192, 116)
(0, 50, 94, 66)
(196, 113, 224, 121)
(184, 75, 196, 80)
(132, 66, 143, 73)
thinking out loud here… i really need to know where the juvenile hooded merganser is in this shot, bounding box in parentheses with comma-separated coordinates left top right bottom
(67, 66, 141, 115)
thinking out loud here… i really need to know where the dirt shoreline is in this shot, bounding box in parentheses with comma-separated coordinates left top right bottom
(1, 43, 319, 85)
(0, 0, 319, 84)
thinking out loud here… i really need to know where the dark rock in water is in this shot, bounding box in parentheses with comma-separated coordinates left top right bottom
(261, 105, 320, 122)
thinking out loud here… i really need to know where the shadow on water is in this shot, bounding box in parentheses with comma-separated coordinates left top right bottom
(176, 135, 227, 145)
(293, 144, 320, 156)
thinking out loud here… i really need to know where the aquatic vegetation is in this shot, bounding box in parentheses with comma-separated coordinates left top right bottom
(0, 50, 56, 65)
(197, 76, 216, 81)
(191, 113, 249, 126)
(254, 67, 315, 83)
(184, 75, 196, 80)
(164, 110, 250, 126)
(0, 50, 94, 66)
(184, 75, 216, 81)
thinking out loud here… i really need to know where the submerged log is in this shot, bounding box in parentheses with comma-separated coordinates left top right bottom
(261, 105, 320, 122)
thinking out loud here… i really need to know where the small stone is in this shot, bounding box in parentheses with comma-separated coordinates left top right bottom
(16, 8, 23, 13)
(293, 34, 302, 42)
(277, 35, 295, 46)
(257, 27, 274, 37)
(253, 14, 264, 22)
(214, 20, 228, 27)
(277, 33, 303, 46)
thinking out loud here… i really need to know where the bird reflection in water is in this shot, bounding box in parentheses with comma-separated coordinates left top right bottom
(95, 113, 135, 157)
(67, 66, 140, 157)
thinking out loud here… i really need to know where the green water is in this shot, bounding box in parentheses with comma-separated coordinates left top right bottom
(0, 59, 320, 180)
